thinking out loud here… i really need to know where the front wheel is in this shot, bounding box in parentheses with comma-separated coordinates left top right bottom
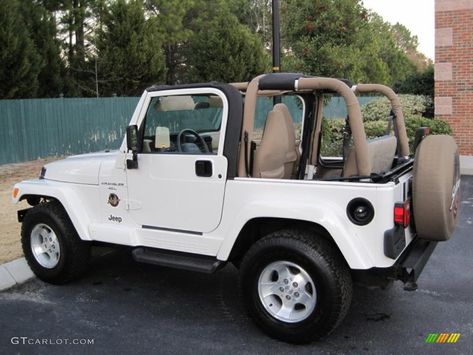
(21, 201, 90, 284)
(239, 229, 352, 343)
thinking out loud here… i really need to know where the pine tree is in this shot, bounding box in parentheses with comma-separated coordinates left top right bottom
(146, 0, 194, 85)
(95, 0, 165, 96)
(20, 0, 65, 97)
(184, 4, 268, 83)
(0, 0, 42, 98)
(53, 0, 96, 96)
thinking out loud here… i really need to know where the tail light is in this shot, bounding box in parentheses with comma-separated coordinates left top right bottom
(394, 200, 410, 228)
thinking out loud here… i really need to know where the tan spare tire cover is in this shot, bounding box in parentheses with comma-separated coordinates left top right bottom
(412, 135, 461, 241)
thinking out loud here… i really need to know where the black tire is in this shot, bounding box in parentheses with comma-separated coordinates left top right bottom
(21, 201, 90, 284)
(239, 229, 352, 343)
(412, 135, 460, 241)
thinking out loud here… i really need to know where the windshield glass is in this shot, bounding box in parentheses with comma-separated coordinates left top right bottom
(144, 94, 223, 135)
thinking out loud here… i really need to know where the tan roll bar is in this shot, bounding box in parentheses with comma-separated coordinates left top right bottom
(238, 75, 265, 176)
(238, 75, 372, 177)
(231, 82, 249, 91)
(353, 84, 410, 157)
(298, 78, 371, 176)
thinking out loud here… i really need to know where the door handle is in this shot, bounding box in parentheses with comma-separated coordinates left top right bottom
(195, 160, 213, 177)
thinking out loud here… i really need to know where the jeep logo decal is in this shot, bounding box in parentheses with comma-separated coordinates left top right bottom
(108, 193, 120, 207)
(108, 215, 122, 223)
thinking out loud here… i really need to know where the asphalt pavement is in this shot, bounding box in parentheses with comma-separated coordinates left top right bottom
(1, 177, 472, 355)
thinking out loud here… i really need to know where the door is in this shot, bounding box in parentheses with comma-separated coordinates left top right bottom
(126, 88, 229, 234)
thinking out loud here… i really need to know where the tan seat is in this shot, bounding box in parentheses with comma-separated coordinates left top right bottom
(343, 136, 397, 177)
(253, 109, 290, 179)
(273, 103, 299, 178)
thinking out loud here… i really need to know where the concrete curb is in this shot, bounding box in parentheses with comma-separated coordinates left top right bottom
(0, 258, 35, 292)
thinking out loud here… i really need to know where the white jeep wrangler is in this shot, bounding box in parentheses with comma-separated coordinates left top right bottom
(12, 73, 460, 343)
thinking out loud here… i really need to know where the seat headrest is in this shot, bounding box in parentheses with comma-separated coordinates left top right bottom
(273, 103, 291, 121)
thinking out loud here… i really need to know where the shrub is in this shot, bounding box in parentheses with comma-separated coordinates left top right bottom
(361, 94, 433, 121)
(393, 66, 434, 100)
(364, 120, 389, 138)
(320, 96, 452, 156)
(404, 115, 451, 150)
(320, 118, 345, 157)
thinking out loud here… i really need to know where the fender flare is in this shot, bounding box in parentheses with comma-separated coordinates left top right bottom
(216, 200, 373, 269)
(13, 180, 93, 241)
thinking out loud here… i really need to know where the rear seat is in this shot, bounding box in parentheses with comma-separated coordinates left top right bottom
(343, 136, 397, 177)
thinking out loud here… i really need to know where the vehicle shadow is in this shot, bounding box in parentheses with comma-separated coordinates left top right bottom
(80, 246, 400, 346)
(5, 240, 469, 354)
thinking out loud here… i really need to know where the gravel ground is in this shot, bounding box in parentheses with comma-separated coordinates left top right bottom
(0, 158, 59, 263)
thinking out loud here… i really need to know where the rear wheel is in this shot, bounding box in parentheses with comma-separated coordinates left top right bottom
(21, 201, 90, 284)
(239, 229, 352, 343)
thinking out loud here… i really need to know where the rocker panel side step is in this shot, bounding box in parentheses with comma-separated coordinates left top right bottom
(132, 247, 224, 273)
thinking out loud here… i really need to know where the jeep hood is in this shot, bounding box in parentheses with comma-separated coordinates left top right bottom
(43, 151, 118, 185)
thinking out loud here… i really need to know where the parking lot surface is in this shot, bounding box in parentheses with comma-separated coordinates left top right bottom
(0, 177, 472, 355)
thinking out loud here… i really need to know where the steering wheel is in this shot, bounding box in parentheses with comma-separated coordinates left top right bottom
(177, 129, 209, 153)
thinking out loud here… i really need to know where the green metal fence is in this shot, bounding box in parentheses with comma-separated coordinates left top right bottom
(0, 97, 139, 165)
(0, 96, 377, 165)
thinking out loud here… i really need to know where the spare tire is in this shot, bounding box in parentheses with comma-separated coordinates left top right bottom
(412, 135, 461, 241)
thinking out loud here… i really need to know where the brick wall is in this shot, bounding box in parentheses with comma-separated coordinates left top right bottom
(435, 0, 473, 156)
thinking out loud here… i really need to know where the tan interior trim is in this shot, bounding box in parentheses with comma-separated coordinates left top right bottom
(298, 78, 371, 176)
(310, 97, 324, 166)
(354, 84, 410, 157)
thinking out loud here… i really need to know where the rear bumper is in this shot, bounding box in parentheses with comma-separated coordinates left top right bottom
(394, 237, 437, 283)
(353, 237, 437, 288)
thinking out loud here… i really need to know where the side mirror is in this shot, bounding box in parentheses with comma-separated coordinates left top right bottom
(126, 125, 139, 169)
(127, 125, 138, 151)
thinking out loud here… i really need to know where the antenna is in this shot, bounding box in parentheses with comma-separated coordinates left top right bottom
(272, 0, 281, 74)
(272, 0, 281, 104)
